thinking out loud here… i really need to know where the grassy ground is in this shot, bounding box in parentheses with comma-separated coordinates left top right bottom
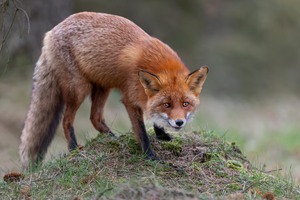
(1, 130, 299, 199)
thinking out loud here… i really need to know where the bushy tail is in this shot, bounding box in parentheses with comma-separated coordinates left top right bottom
(19, 53, 64, 169)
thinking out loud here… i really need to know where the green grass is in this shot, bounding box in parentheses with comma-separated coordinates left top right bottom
(1, 129, 300, 199)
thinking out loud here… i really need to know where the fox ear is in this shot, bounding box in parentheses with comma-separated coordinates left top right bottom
(139, 70, 162, 97)
(185, 66, 209, 96)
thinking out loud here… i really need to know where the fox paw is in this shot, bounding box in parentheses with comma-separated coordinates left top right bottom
(156, 132, 173, 141)
(154, 124, 173, 141)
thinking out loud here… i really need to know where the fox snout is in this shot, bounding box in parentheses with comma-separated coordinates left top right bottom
(156, 112, 189, 130)
(168, 118, 186, 130)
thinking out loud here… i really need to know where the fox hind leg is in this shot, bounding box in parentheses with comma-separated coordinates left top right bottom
(62, 82, 91, 151)
(63, 105, 81, 150)
(90, 86, 114, 136)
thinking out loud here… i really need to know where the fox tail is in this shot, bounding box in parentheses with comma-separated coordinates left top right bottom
(19, 49, 64, 169)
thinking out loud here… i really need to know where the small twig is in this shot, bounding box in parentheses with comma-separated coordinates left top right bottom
(242, 180, 271, 194)
(242, 181, 258, 193)
(264, 168, 282, 174)
(12, 0, 30, 34)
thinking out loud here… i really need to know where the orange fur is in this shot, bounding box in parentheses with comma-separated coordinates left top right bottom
(19, 12, 208, 168)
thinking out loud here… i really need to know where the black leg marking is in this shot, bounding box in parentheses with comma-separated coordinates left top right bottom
(154, 124, 172, 141)
(137, 119, 156, 159)
(69, 126, 78, 151)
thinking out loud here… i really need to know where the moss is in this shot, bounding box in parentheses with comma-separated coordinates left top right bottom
(226, 160, 245, 171)
(160, 137, 184, 156)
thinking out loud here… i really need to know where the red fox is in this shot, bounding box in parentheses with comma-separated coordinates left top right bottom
(19, 12, 208, 168)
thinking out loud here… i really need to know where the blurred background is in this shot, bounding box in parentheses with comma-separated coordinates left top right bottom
(1, 0, 299, 182)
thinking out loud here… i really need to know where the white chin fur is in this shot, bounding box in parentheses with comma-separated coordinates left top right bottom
(150, 114, 169, 128)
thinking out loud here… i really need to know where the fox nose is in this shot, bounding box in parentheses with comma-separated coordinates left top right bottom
(175, 119, 184, 127)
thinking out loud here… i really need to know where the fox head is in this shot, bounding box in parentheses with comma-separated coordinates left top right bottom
(139, 66, 208, 130)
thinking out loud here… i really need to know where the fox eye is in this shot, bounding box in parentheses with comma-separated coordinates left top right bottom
(182, 102, 189, 107)
(163, 103, 171, 108)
